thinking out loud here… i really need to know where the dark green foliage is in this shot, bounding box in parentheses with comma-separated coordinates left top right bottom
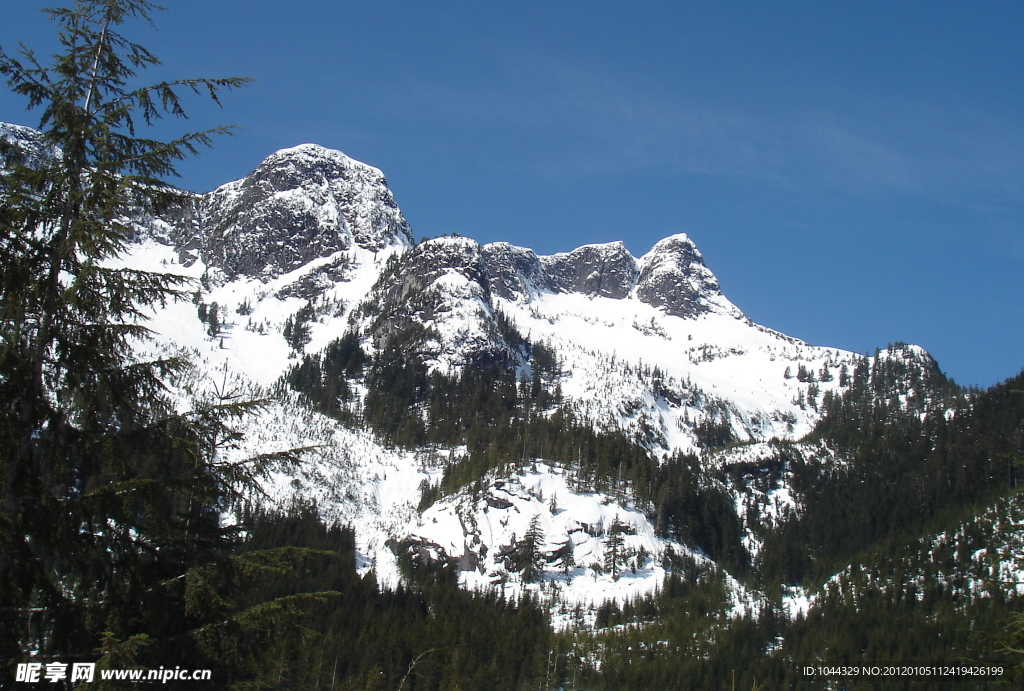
(651, 452, 748, 574)
(515, 515, 546, 583)
(797, 363, 816, 382)
(693, 415, 735, 449)
(283, 301, 315, 352)
(416, 478, 443, 513)
(207, 300, 221, 336)
(775, 539, 1020, 690)
(603, 517, 626, 579)
(563, 564, 772, 690)
(285, 330, 366, 415)
(531, 340, 560, 376)
(563, 537, 1021, 690)
(359, 325, 434, 446)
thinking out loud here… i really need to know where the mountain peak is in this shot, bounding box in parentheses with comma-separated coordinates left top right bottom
(646, 232, 699, 254)
(195, 142, 413, 280)
(259, 142, 378, 174)
(636, 233, 738, 318)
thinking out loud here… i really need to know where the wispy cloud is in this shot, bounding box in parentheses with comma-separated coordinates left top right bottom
(388, 51, 1024, 209)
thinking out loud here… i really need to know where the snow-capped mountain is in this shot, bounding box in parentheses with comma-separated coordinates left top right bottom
(132, 137, 873, 452)
(2, 121, 949, 618)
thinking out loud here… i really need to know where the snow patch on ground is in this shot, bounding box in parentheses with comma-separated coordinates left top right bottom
(401, 463, 757, 628)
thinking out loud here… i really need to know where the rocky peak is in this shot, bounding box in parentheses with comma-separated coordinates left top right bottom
(540, 241, 638, 299)
(379, 236, 486, 301)
(480, 242, 552, 301)
(635, 234, 737, 319)
(484, 235, 736, 319)
(196, 143, 413, 280)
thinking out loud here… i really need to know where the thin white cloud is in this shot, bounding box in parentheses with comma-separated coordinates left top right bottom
(388, 52, 1024, 209)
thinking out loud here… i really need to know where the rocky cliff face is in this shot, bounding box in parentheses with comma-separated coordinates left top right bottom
(356, 230, 747, 376)
(476, 235, 736, 318)
(358, 237, 526, 371)
(163, 139, 738, 322)
(479, 243, 554, 301)
(190, 144, 413, 281)
(636, 234, 737, 319)
(541, 242, 638, 299)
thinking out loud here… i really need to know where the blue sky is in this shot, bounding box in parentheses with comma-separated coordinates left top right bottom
(3, 1, 1023, 388)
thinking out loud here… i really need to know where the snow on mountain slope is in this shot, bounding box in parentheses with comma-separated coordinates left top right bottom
(121, 236, 405, 387)
(498, 277, 852, 454)
(0, 121, 60, 170)
(339, 228, 861, 454)
(399, 462, 757, 626)
(127, 218, 857, 456)
(468, 232, 856, 453)
(10, 117, 866, 456)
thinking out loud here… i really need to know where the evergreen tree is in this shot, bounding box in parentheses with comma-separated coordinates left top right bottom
(282, 302, 314, 352)
(207, 300, 220, 336)
(552, 539, 575, 576)
(604, 517, 627, 580)
(0, 0, 250, 681)
(518, 515, 546, 583)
